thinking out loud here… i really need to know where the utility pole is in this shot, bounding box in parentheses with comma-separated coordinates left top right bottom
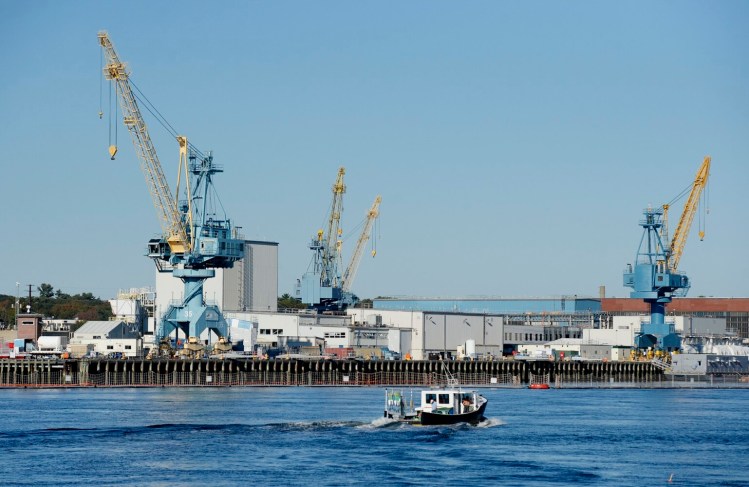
(27, 284, 33, 313)
(14, 282, 20, 329)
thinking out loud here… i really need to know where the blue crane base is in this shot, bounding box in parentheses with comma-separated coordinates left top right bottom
(156, 268, 229, 344)
(635, 324, 681, 351)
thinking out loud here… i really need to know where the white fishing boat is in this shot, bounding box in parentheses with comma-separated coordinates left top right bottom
(384, 365, 488, 425)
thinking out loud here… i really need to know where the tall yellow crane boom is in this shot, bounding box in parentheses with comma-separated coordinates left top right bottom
(341, 196, 381, 293)
(321, 167, 346, 285)
(98, 31, 189, 254)
(668, 156, 711, 271)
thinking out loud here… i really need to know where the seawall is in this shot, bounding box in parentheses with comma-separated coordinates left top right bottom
(0, 358, 666, 388)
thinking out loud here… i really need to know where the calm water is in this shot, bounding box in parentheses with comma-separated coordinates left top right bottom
(1, 387, 748, 486)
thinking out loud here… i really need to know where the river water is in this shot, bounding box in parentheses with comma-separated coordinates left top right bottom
(1, 387, 747, 486)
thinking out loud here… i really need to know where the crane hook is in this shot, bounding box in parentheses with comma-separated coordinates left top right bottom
(109, 145, 118, 160)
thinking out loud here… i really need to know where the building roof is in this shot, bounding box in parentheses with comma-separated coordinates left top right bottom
(547, 338, 583, 346)
(373, 296, 601, 314)
(75, 320, 124, 336)
(601, 298, 749, 313)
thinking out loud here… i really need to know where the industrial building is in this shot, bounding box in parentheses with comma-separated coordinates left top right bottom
(69, 320, 143, 358)
(601, 298, 749, 339)
(374, 296, 600, 314)
(223, 310, 407, 356)
(373, 296, 601, 327)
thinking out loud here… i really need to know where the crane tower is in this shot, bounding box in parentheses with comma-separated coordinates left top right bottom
(98, 32, 244, 352)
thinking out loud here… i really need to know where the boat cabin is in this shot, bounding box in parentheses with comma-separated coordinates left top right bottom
(419, 389, 479, 415)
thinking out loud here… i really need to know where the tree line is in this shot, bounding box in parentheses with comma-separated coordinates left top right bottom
(0, 283, 112, 327)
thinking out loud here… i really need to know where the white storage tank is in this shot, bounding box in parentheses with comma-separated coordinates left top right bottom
(37, 336, 67, 352)
(465, 339, 476, 358)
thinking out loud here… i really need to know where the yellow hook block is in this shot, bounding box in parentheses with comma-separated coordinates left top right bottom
(109, 145, 118, 160)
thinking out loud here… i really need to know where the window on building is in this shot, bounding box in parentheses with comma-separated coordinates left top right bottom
(106, 345, 114, 350)
(93, 336, 101, 339)
(125, 345, 132, 350)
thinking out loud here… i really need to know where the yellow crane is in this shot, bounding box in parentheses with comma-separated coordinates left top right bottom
(663, 156, 711, 272)
(341, 196, 381, 293)
(98, 31, 189, 254)
(320, 167, 346, 287)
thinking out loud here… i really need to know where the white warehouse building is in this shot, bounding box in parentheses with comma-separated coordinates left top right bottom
(585, 316, 727, 347)
(347, 309, 505, 360)
(69, 320, 143, 358)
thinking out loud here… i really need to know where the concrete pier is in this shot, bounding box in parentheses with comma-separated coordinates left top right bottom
(0, 358, 666, 388)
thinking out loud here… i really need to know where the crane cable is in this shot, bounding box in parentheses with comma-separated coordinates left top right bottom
(100, 62, 232, 220)
(699, 173, 711, 240)
(98, 48, 103, 119)
(129, 80, 231, 221)
(129, 79, 205, 160)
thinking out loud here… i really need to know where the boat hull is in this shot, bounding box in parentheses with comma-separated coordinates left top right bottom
(418, 399, 488, 425)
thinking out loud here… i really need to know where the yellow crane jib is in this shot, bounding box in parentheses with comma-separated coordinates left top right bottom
(98, 31, 189, 255)
(341, 195, 381, 293)
(321, 166, 346, 285)
(668, 156, 711, 271)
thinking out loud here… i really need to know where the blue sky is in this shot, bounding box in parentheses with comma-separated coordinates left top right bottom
(1, 1, 747, 300)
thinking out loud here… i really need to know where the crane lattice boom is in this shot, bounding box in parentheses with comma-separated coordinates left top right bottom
(98, 31, 189, 254)
(668, 156, 710, 271)
(342, 195, 381, 293)
(321, 167, 346, 286)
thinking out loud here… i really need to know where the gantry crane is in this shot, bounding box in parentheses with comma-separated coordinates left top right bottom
(98, 32, 244, 352)
(623, 156, 711, 351)
(295, 168, 380, 311)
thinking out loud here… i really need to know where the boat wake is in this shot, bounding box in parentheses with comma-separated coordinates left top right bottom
(361, 416, 401, 429)
(474, 417, 505, 428)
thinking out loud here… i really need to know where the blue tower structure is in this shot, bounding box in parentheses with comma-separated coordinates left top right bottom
(150, 142, 244, 343)
(623, 207, 688, 351)
(296, 234, 351, 311)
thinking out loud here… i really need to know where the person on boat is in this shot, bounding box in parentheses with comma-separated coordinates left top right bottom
(462, 397, 473, 413)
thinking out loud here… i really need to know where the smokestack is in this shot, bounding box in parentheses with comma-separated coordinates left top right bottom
(599, 285, 606, 299)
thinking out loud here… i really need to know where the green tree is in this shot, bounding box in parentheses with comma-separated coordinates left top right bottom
(38, 283, 54, 299)
(9, 284, 113, 322)
(278, 293, 306, 310)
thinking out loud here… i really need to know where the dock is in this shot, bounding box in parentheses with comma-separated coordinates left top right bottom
(0, 358, 669, 388)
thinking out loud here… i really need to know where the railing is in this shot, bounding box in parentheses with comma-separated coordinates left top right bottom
(650, 358, 673, 373)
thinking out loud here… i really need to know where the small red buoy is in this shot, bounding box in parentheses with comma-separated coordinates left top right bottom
(529, 383, 550, 389)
